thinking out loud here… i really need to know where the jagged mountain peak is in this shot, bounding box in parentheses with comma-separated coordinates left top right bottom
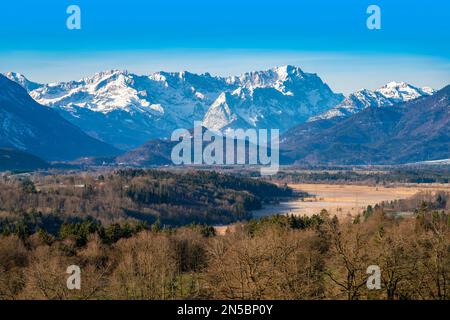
(272, 65, 306, 79)
(383, 81, 409, 88)
(228, 65, 308, 89)
(203, 66, 344, 132)
(149, 70, 227, 92)
(81, 69, 130, 83)
(4, 71, 27, 81)
(376, 81, 435, 102)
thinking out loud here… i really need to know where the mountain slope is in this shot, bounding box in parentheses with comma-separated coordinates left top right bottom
(309, 82, 435, 121)
(0, 75, 119, 161)
(4, 72, 42, 92)
(115, 139, 174, 166)
(0, 148, 49, 171)
(281, 85, 450, 165)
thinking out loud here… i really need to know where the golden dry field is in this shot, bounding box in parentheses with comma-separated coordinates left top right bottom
(215, 182, 450, 235)
(286, 183, 450, 217)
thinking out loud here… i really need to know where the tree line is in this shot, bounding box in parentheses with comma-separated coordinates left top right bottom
(269, 167, 450, 184)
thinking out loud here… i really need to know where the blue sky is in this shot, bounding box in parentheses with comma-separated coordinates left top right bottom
(0, 0, 449, 93)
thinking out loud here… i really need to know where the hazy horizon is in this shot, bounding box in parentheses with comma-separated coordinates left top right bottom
(1, 0, 449, 94)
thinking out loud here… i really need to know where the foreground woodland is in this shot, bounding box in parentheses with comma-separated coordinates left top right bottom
(0, 172, 448, 299)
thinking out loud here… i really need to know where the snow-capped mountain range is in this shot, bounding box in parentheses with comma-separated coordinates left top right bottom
(3, 67, 435, 151)
(3, 66, 343, 149)
(17, 70, 229, 150)
(309, 82, 435, 122)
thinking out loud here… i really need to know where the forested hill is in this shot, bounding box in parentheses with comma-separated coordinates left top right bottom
(0, 169, 295, 234)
